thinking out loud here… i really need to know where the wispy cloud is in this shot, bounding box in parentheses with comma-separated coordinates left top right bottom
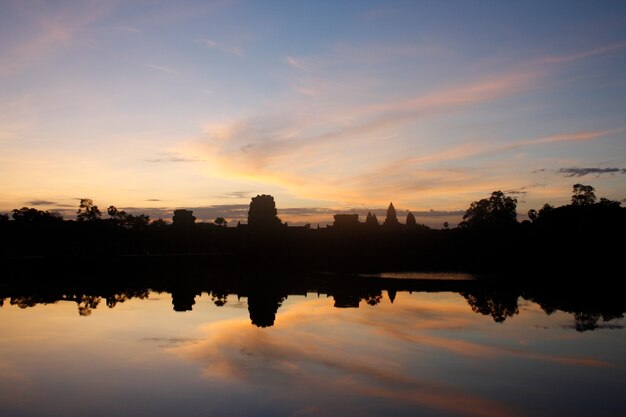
(557, 167, 626, 177)
(544, 42, 626, 64)
(285, 56, 311, 71)
(196, 38, 242, 56)
(144, 153, 202, 163)
(25, 200, 59, 206)
(186, 69, 544, 207)
(145, 64, 177, 74)
(105, 25, 141, 33)
(0, 2, 114, 77)
(215, 191, 253, 199)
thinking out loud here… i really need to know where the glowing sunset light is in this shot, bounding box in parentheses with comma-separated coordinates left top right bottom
(1, 1, 625, 226)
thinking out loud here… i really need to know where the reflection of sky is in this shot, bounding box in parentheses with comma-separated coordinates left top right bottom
(0, 292, 624, 417)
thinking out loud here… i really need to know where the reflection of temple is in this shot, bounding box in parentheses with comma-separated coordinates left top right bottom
(333, 293, 360, 308)
(247, 292, 285, 327)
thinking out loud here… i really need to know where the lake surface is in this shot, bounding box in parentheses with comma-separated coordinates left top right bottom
(1, 281, 625, 417)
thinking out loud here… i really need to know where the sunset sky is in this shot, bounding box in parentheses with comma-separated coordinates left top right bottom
(1, 0, 625, 226)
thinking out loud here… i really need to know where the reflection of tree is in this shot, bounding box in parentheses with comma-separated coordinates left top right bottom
(78, 295, 101, 316)
(573, 311, 624, 332)
(574, 312, 601, 331)
(211, 291, 228, 306)
(106, 289, 149, 308)
(365, 292, 383, 306)
(462, 290, 519, 323)
(171, 288, 199, 312)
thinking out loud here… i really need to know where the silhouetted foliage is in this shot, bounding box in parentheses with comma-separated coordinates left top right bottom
(151, 218, 169, 228)
(1, 213, 10, 223)
(571, 183, 596, 206)
(77, 198, 101, 221)
(527, 209, 537, 222)
(597, 197, 621, 208)
(459, 191, 517, 228)
(248, 194, 282, 229)
(12, 207, 62, 223)
(215, 217, 228, 227)
(1, 183, 624, 276)
(406, 212, 416, 226)
(107, 205, 126, 222)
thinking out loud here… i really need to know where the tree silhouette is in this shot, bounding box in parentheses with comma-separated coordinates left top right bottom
(215, 217, 228, 227)
(151, 218, 169, 228)
(12, 207, 62, 223)
(527, 209, 538, 222)
(248, 194, 281, 228)
(406, 211, 416, 226)
(383, 202, 399, 226)
(125, 214, 150, 230)
(77, 199, 101, 222)
(571, 184, 596, 206)
(459, 191, 517, 228)
(597, 197, 621, 208)
(107, 205, 127, 223)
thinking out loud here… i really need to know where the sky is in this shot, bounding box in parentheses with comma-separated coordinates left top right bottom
(1, 0, 625, 227)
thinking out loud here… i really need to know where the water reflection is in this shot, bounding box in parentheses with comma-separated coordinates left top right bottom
(1, 273, 624, 331)
(1, 275, 625, 417)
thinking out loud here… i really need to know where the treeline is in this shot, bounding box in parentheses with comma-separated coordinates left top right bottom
(0, 185, 624, 275)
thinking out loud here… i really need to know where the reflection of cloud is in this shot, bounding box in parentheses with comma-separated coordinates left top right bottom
(175, 315, 517, 417)
(173, 295, 622, 417)
(558, 167, 626, 177)
(141, 337, 200, 347)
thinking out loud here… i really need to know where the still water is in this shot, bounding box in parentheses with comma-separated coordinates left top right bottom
(1, 285, 624, 417)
